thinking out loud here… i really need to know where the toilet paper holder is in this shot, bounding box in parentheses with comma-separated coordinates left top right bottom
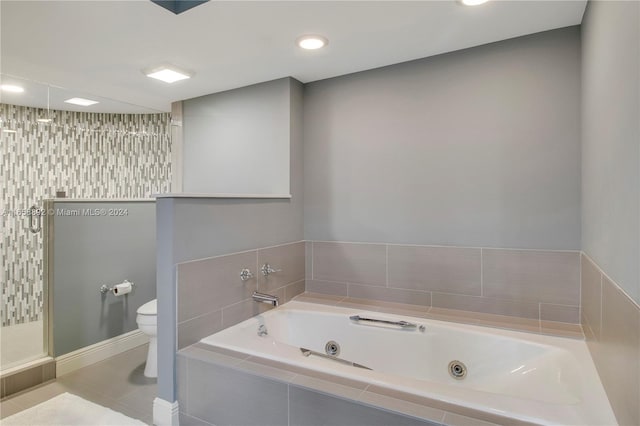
(100, 280, 135, 295)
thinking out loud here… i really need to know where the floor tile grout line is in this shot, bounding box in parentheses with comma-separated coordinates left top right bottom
(538, 303, 542, 332)
(480, 247, 483, 297)
(599, 272, 603, 341)
(385, 244, 389, 288)
(578, 253, 582, 331)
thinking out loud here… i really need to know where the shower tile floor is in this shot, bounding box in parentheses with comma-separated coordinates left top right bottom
(0, 344, 155, 424)
(0, 320, 44, 370)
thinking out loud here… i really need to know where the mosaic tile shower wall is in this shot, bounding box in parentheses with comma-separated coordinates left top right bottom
(0, 104, 171, 326)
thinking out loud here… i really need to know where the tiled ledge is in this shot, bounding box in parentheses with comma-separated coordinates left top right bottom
(153, 193, 291, 199)
(294, 293, 584, 339)
(179, 343, 533, 426)
(44, 198, 154, 203)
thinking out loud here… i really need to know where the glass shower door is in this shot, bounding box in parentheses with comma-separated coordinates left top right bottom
(0, 103, 49, 372)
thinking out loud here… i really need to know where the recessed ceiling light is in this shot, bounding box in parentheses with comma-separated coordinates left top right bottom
(1, 84, 25, 93)
(460, 0, 489, 5)
(2, 129, 17, 134)
(37, 118, 53, 123)
(296, 35, 328, 50)
(145, 66, 192, 83)
(65, 97, 99, 107)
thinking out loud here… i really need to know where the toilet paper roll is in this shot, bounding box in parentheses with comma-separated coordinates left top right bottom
(113, 281, 132, 296)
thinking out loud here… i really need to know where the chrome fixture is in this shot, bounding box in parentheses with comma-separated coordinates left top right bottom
(325, 340, 340, 356)
(261, 263, 282, 276)
(257, 324, 268, 337)
(239, 268, 254, 281)
(28, 204, 42, 234)
(252, 291, 279, 307)
(448, 360, 467, 379)
(99, 280, 134, 294)
(300, 347, 372, 370)
(349, 314, 419, 330)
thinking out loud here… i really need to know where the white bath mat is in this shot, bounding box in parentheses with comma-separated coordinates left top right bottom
(1, 392, 147, 426)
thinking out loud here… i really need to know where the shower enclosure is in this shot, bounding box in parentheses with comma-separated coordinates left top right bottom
(1, 103, 51, 372)
(0, 77, 171, 387)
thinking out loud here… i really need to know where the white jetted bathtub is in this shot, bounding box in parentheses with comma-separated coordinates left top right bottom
(200, 301, 616, 425)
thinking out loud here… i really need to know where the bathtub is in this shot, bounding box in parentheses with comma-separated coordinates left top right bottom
(200, 301, 616, 425)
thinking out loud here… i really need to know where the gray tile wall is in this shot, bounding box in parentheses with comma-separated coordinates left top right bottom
(581, 254, 640, 426)
(289, 386, 437, 426)
(177, 351, 442, 426)
(307, 241, 581, 323)
(176, 241, 305, 349)
(176, 346, 515, 426)
(0, 104, 171, 326)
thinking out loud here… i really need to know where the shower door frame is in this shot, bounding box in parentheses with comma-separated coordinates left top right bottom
(43, 199, 54, 358)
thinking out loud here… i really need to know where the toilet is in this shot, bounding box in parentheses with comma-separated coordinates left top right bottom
(136, 299, 157, 378)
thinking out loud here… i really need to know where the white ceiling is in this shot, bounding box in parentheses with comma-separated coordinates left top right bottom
(1, 0, 586, 113)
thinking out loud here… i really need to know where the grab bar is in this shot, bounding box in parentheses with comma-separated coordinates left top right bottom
(349, 314, 417, 329)
(300, 347, 372, 370)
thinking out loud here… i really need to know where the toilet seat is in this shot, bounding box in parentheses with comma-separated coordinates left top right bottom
(137, 299, 157, 316)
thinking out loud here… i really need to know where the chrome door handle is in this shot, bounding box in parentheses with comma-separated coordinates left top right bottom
(28, 205, 42, 234)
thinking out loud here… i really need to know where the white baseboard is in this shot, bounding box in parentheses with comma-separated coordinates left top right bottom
(153, 397, 179, 426)
(56, 329, 149, 376)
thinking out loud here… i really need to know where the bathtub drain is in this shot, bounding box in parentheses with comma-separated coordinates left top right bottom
(325, 341, 340, 356)
(448, 360, 467, 380)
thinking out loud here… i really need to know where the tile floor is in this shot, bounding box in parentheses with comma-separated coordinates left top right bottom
(0, 344, 155, 425)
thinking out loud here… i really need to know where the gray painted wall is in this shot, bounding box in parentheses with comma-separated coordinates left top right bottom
(52, 201, 156, 356)
(581, 1, 640, 304)
(157, 78, 304, 402)
(304, 27, 581, 250)
(183, 78, 291, 195)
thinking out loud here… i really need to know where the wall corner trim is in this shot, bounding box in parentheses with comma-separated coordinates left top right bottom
(153, 397, 179, 426)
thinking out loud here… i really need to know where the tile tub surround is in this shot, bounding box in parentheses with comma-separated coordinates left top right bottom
(581, 254, 640, 426)
(177, 241, 305, 349)
(307, 242, 581, 324)
(177, 344, 528, 426)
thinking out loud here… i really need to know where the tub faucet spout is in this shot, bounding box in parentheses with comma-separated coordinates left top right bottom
(252, 291, 279, 307)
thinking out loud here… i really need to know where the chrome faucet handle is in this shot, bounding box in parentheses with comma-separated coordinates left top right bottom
(239, 268, 254, 281)
(261, 263, 282, 276)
